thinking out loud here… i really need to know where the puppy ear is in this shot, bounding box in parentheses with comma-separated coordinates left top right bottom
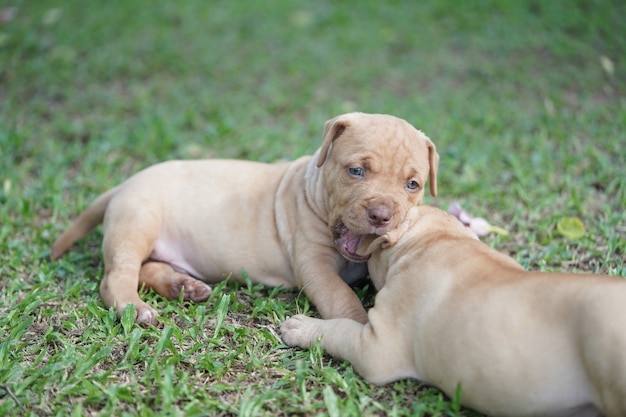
(316, 114, 352, 167)
(424, 135, 439, 197)
(355, 212, 412, 257)
(355, 235, 390, 258)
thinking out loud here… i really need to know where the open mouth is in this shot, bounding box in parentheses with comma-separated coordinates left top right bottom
(332, 221, 374, 262)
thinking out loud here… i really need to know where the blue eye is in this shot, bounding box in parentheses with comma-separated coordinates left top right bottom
(348, 167, 365, 177)
(406, 180, 420, 190)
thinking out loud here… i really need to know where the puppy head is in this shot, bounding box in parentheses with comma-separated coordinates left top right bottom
(317, 113, 438, 263)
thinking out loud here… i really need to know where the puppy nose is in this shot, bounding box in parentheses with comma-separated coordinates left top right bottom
(367, 207, 392, 227)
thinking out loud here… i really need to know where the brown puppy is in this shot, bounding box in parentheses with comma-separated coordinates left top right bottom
(281, 206, 626, 417)
(52, 113, 439, 326)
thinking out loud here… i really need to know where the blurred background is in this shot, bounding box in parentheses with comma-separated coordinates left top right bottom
(1, 0, 624, 268)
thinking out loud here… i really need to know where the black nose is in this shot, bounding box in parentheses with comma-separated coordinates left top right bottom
(367, 207, 392, 227)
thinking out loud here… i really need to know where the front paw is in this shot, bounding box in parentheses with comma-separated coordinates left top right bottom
(280, 315, 323, 348)
(135, 304, 160, 327)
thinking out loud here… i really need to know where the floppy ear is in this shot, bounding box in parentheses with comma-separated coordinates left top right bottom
(316, 114, 352, 167)
(355, 210, 413, 257)
(355, 235, 390, 258)
(424, 135, 439, 197)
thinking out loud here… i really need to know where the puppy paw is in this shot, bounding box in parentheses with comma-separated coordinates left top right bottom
(135, 305, 159, 327)
(280, 315, 323, 348)
(172, 277, 212, 302)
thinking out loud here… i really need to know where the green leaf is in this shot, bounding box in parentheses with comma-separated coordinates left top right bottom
(323, 386, 340, 417)
(121, 303, 136, 336)
(557, 217, 586, 239)
(213, 294, 230, 338)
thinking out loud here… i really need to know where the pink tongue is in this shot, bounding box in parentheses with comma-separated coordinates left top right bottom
(340, 230, 362, 255)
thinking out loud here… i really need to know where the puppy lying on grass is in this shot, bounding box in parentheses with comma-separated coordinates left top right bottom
(52, 113, 438, 326)
(281, 205, 625, 417)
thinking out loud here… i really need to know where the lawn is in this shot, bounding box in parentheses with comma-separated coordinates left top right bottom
(1, 0, 624, 416)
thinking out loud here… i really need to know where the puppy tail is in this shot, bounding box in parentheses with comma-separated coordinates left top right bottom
(51, 186, 118, 260)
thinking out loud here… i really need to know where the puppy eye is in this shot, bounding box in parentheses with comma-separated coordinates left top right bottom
(406, 180, 420, 190)
(348, 167, 365, 177)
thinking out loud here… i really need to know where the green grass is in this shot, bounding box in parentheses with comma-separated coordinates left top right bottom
(1, 0, 625, 415)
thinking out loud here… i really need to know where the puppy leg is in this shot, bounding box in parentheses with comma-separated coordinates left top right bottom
(139, 261, 212, 302)
(295, 256, 368, 323)
(99, 211, 162, 325)
(281, 315, 410, 384)
(100, 251, 158, 326)
(304, 282, 368, 324)
(281, 315, 362, 355)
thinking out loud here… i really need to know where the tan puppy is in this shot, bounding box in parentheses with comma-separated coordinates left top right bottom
(281, 206, 626, 417)
(52, 113, 439, 326)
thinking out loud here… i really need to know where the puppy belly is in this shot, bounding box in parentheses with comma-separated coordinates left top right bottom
(150, 238, 205, 279)
(149, 236, 294, 287)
